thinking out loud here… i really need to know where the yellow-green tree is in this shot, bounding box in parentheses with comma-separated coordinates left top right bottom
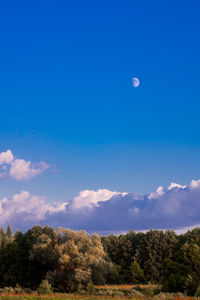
(31, 228, 108, 292)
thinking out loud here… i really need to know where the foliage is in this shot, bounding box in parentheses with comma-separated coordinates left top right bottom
(195, 283, 200, 297)
(0, 224, 200, 294)
(86, 281, 95, 295)
(130, 260, 144, 284)
(31, 228, 109, 292)
(37, 280, 52, 295)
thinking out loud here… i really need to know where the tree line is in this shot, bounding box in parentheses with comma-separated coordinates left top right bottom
(0, 225, 200, 295)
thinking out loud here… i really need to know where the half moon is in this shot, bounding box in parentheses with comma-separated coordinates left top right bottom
(132, 77, 140, 88)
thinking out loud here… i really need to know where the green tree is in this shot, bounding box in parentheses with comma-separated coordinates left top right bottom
(0, 228, 4, 249)
(6, 225, 12, 238)
(162, 261, 186, 293)
(130, 260, 144, 284)
(135, 230, 177, 283)
(181, 242, 200, 295)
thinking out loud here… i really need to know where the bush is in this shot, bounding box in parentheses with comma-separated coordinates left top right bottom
(86, 281, 95, 295)
(23, 287, 33, 294)
(142, 286, 161, 296)
(37, 279, 52, 295)
(4, 287, 14, 293)
(14, 284, 23, 294)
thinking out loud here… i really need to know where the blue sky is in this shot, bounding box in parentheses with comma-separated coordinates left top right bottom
(0, 0, 200, 232)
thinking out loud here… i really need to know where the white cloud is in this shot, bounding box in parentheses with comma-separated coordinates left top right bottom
(0, 150, 49, 180)
(71, 189, 127, 210)
(168, 182, 186, 190)
(0, 150, 14, 165)
(10, 159, 49, 181)
(189, 179, 200, 188)
(0, 190, 67, 227)
(148, 186, 164, 200)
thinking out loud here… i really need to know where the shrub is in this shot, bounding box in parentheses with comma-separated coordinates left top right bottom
(23, 287, 33, 294)
(37, 279, 52, 295)
(14, 283, 23, 294)
(86, 280, 95, 295)
(4, 287, 14, 293)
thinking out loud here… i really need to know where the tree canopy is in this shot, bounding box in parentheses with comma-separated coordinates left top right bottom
(0, 225, 200, 295)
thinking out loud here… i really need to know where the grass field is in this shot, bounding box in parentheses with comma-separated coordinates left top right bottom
(0, 285, 197, 300)
(0, 291, 198, 299)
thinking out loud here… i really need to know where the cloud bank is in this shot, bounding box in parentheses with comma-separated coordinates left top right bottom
(0, 150, 49, 180)
(1, 179, 200, 233)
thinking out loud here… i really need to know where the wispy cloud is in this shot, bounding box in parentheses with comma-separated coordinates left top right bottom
(0, 150, 49, 180)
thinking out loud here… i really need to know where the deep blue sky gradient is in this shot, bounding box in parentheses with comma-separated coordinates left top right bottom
(0, 0, 200, 201)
